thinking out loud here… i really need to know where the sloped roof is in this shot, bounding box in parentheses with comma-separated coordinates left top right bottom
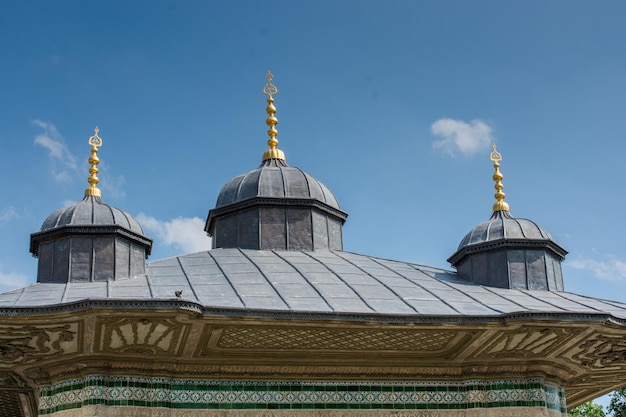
(1, 248, 625, 322)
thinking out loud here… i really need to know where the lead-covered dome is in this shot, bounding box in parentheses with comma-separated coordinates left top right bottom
(39, 196, 145, 234)
(215, 159, 341, 210)
(31, 196, 152, 284)
(30, 127, 152, 283)
(456, 210, 555, 249)
(448, 145, 567, 291)
(205, 72, 347, 251)
(206, 159, 348, 251)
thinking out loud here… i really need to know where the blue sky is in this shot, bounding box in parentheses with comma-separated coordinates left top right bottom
(1, 0, 626, 310)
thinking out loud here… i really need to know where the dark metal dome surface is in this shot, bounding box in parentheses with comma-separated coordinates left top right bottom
(215, 159, 341, 210)
(40, 195, 145, 234)
(457, 210, 555, 249)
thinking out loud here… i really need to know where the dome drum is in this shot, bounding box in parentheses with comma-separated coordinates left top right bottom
(207, 202, 345, 251)
(34, 234, 148, 283)
(449, 240, 566, 291)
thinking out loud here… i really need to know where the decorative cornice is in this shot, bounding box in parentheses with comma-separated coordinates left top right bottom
(448, 237, 568, 266)
(205, 197, 348, 235)
(0, 298, 624, 327)
(30, 224, 153, 256)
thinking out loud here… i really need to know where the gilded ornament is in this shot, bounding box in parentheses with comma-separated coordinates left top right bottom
(85, 126, 103, 198)
(262, 71, 286, 161)
(490, 143, 509, 212)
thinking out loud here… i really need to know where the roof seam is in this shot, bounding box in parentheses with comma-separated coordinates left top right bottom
(207, 250, 247, 308)
(176, 257, 201, 303)
(145, 270, 155, 298)
(13, 287, 27, 305)
(479, 286, 533, 311)
(518, 290, 569, 311)
(273, 251, 335, 312)
(60, 282, 71, 303)
(393, 264, 506, 315)
(383, 261, 465, 315)
(554, 292, 609, 313)
(296, 166, 314, 201)
(239, 249, 291, 310)
(301, 251, 377, 313)
(334, 252, 420, 314)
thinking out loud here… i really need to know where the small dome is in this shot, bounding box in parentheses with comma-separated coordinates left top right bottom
(449, 210, 567, 291)
(40, 196, 145, 235)
(457, 210, 555, 250)
(216, 159, 341, 210)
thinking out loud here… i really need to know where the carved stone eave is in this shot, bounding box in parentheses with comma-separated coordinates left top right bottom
(0, 306, 624, 409)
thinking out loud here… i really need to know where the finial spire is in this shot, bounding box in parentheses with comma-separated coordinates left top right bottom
(261, 71, 286, 161)
(490, 144, 509, 212)
(84, 126, 103, 198)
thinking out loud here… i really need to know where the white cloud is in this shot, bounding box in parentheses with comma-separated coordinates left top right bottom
(0, 207, 18, 222)
(0, 267, 29, 290)
(100, 172, 126, 199)
(137, 214, 212, 254)
(568, 256, 626, 282)
(32, 119, 78, 182)
(431, 118, 494, 157)
(62, 200, 78, 207)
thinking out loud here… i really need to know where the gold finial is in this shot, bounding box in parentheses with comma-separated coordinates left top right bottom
(261, 71, 286, 161)
(490, 144, 509, 212)
(84, 126, 103, 198)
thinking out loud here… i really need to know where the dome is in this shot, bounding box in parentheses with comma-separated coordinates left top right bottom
(31, 195, 152, 283)
(40, 196, 145, 234)
(456, 210, 555, 250)
(206, 159, 348, 251)
(206, 72, 347, 251)
(215, 159, 341, 210)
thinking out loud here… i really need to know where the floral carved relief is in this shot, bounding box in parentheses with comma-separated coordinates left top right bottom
(0, 323, 77, 364)
(96, 317, 186, 355)
(471, 327, 583, 359)
(572, 334, 626, 369)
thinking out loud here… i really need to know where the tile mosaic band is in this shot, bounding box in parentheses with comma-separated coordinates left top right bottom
(39, 376, 566, 416)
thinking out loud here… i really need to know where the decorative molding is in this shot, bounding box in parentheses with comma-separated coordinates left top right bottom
(572, 334, 626, 369)
(39, 376, 566, 416)
(96, 317, 186, 355)
(0, 323, 78, 364)
(207, 326, 464, 353)
(472, 327, 584, 359)
(30, 224, 153, 256)
(0, 299, 623, 330)
(47, 408, 567, 417)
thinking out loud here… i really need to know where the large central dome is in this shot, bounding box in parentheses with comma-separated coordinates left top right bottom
(205, 72, 347, 251)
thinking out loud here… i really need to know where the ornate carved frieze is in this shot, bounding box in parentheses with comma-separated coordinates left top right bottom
(0, 323, 78, 364)
(202, 325, 467, 355)
(470, 326, 583, 359)
(95, 317, 186, 355)
(571, 334, 626, 369)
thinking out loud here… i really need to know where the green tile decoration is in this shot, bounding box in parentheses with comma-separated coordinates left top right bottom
(38, 376, 567, 415)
